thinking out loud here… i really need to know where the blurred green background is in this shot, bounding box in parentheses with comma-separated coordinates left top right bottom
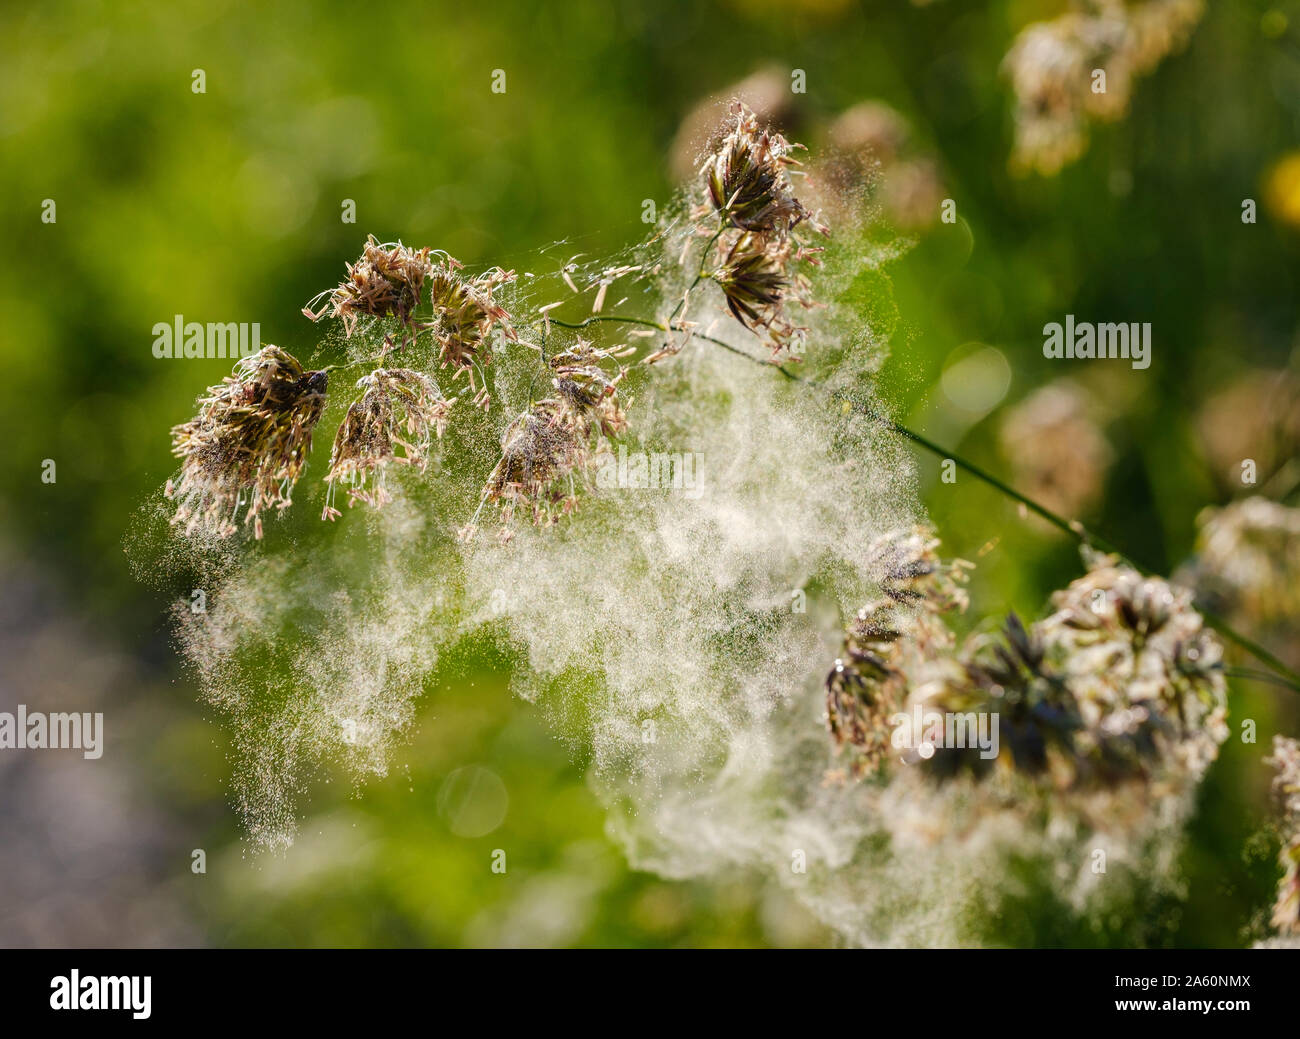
(1, 0, 1298, 946)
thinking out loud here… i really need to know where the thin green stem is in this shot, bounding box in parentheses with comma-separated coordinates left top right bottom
(831, 385, 1300, 690)
(542, 315, 667, 333)
(319, 356, 376, 375)
(1199, 609, 1300, 690)
(532, 308, 1300, 693)
(667, 221, 727, 324)
(524, 322, 550, 403)
(1225, 667, 1300, 692)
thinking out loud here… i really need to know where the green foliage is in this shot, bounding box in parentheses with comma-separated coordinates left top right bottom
(3, 0, 1298, 946)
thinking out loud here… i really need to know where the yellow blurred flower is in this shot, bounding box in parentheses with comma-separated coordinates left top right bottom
(1265, 151, 1300, 228)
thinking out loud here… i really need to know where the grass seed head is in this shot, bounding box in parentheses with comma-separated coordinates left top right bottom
(1267, 736, 1300, 936)
(467, 342, 630, 539)
(548, 337, 630, 438)
(304, 235, 434, 334)
(825, 527, 970, 777)
(704, 102, 813, 237)
(923, 556, 1227, 789)
(1186, 497, 1300, 634)
(429, 262, 516, 407)
(825, 532, 1228, 803)
(167, 345, 327, 539)
(1003, 1, 1204, 176)
(477, 399, 590, 534)
(323, 368, 453, 516)
(712, 232, 819, 359)
(1039, 557, 1227, 758)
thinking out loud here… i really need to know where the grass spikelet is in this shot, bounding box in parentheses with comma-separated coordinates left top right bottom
(166, 345, 328, 539)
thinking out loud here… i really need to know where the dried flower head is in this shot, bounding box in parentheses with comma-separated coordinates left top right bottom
(1196, 369, 1300, 491)
(1266, 736, 1300, 936)
(866, 526, 973, 613)
(825, 527, 970, 776)
(547, 338, 632, 438)
(304, 235, 434, 335)
(705, 102, 812, 237)
(475, 399, 591, 534)
(929, 554, 1227, 787)
(428, 261, 516, 408)
(1003, 0, 1204, 176)
(826, 535, 1229, 804)
(167, 346, 328, 539)
(999, 381, 1112, 522)
(322, 368, 453, 516)
(1185, 498, 1300, 639)
(466, 342, 630, 539)
(712, 233, 816, 359)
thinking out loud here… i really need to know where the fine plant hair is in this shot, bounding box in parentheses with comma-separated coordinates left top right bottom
(147, 100, 1299, 945)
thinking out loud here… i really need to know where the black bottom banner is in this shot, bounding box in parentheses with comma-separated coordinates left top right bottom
(0, 948, 1295, 1027)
